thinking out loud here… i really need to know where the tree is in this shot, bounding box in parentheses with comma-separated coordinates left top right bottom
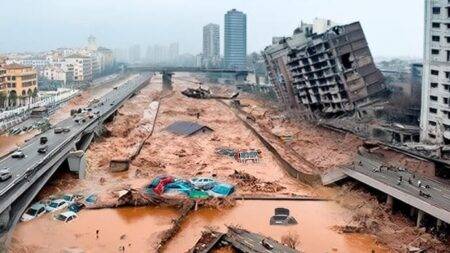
(0, 91, 6, 108)
(8, 91, 17, 107)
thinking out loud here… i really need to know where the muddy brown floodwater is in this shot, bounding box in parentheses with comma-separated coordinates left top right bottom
(11, 207, 179, 253)
(166, 200, 390, 253)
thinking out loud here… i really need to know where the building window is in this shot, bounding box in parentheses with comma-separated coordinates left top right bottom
(429, 133, 436, 139)
(430, 95, 438, 101)
(444, 97, 449, 104)
(432, 49, 440, 55)
(431, 82, 438, 88)
(433, 35, 440, 42)
(433, 22, 441, 28)
(446, 71, 450, 79)
(429, 121, 437, 126)
(431, 69, 439, 75)
(430, 107, 438, 114)
(433, 7, 441, 14)
(444, 84, 450, 90)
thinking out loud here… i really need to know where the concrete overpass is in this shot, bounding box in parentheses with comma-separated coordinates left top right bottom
(323, 153, 450, 227)
(0, 73, 153, 243)
(125, 65, 249, 82)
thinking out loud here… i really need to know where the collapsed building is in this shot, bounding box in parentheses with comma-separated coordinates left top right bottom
(263, 20, 386, 120)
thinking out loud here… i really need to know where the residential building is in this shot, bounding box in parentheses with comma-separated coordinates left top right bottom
(263, 21, 385, 118)
(43, 66, 70, 86)
(87, 35, 98, 51)
(420, 0, 450, 144)
(2, 64, 38, 107)
(202, 23, 220, 68)
(169, 42, 179, 61)
(65, 54, 93, 82)
(129, 44, 141, 63)
(97, 47, 115, 73)
(224, 9, 247, 70)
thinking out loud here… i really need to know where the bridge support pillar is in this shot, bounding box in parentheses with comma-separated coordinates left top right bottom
(436, 219, 443, 230)
(0, 206, 11, 235)
(410, 206, 417, 218)
(67, 150, 87, 179)
(416, 210, 424, 227)
(385, 194, 394, 210)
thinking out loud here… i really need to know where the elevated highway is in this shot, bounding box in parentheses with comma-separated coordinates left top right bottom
(0, 72, 153, 242)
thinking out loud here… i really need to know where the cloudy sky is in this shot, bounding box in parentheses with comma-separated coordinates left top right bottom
(0, 0, 424, 58)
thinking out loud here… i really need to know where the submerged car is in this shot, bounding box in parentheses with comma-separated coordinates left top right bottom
(269, 208, 298, 226)
(190, 177, 216, 190)
(68, 202, 85, 213)
(55, 211, 77, 223)
(11, 150, 25, 159)
(0, 168, 12, 181)
(206, 183, 235, 197)
(164, 180, 194, 195)
(45, 199, 68, 212)
(21, 203, 46, 222)
(84, 194, 97, 206)
(62, 194, 81, 204)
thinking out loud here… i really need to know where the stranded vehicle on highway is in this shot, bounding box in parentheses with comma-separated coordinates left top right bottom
(40, 136, 48, 144)
(54, 127, 70, 134)
(21, 203, 46, 222)
(0, 168, 12, 181)
(11, 150, 25, 159)
(37, 146, 48, 154)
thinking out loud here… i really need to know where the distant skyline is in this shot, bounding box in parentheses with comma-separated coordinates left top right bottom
(0, 0, 423, 58)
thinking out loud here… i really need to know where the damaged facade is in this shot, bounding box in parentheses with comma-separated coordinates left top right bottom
(263, 20, 386, 119)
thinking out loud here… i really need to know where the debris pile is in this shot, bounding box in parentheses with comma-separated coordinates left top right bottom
(189, 226, 301, 253)
(229, 170, 285, 193)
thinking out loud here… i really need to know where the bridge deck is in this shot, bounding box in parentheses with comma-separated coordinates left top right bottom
(344, 155, 450, 224)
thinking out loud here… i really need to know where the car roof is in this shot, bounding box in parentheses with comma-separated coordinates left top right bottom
(52, 199, 66, 203)
(30, 203, 45, 209)
(60, 211, 77, 217)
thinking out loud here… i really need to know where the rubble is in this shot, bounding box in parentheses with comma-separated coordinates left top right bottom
(229, 170, 285, 193)
(189, 226, 301, 253)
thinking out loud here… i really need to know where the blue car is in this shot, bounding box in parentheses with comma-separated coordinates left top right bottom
(206, 183, 235, 197)
(164, 180, 194, 195)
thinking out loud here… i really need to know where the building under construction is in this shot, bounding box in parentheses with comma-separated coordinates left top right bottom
(263, 21, 386, 119)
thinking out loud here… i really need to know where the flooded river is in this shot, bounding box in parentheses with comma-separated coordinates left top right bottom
(11, 200, 390, 253)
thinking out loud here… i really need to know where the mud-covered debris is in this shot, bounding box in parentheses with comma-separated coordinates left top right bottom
(165, 121, 214, 137)
(189, 226, 300, 253)
(235, 149, 261, 163)
(215, 147, 236, 157)
(229, 170, 285, 193)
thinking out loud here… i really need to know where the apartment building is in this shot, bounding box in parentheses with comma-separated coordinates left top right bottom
(202, 23, 221, 68)
(263, 21, 385, 118)
(65, 54, 93, 82)
(420, 0, 450, 144)
(2, 64, 38, 106)
(224, 9, 247, 70)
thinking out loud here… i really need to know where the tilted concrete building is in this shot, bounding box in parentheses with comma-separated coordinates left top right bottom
(263, 20, 385, 118)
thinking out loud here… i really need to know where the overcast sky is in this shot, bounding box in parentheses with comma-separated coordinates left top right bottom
(0, 0, 424, 58)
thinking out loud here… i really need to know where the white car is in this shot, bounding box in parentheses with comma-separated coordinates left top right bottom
(190, 177, 217, 190)
(62, 194, 80, 204)
(0, 168, 12, 181)
(45, 199, 68, 212)
(54, 211, 77, 223)
(21, 203, 46, 222)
